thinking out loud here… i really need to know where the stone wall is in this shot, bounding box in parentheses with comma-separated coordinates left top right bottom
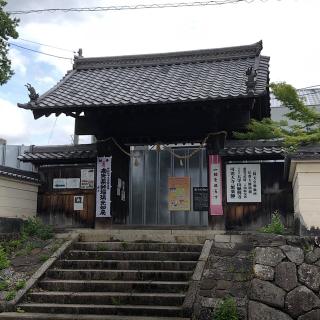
(250, 238, 320, 320)
(195, 234, 320, 320)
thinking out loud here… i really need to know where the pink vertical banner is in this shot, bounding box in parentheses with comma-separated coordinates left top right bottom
(209, 155, 224, 216)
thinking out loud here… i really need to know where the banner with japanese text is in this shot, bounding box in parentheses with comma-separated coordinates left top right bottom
(96, 156, 112, 217)
(209, 155, 223, 216)
(226, 163, 261, 203)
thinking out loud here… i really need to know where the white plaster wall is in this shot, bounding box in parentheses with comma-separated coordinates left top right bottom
(292, 162, 320, 230)
(0, 177, 38, 219)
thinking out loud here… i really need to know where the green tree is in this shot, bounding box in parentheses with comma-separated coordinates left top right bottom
(0, 0, 19, 85)
(233, 82, 320, 149)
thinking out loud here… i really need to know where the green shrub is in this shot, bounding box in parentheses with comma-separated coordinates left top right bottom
(22, 217, 53, 240)
(39, 254, 49, 263)
(214, 297, 238, 320)
(0, 245, 10, 270)
(260, 211, 285, 235)
(5, 290, 16, 301)
(15, 279, 26, 290)
(0, 280, 8, 291)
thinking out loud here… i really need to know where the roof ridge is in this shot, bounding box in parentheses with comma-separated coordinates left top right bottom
(74, 41, 263, 70)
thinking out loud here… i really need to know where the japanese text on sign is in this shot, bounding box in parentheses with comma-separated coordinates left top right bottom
(226, 163, 261, 203)
(96, 157, 112, 217)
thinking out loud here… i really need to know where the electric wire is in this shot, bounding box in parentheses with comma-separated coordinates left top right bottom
(8, 42, 73, 61)
(16, 38, 76, 54)
(7, 0, 270, 15)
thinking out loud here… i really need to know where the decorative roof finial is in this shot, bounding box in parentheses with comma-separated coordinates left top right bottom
(246, 66, 257, 95)
(25, 83, 39, 102)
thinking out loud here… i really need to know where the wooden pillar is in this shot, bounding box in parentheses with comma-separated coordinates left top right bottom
(206, 132, 226, 230)
(95, 139, 130, 229)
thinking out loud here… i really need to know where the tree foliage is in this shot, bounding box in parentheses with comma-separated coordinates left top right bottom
(233, 82, 320, 148)
(0, 0, 19, 85)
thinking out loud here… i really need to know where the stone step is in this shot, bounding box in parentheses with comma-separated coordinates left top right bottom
(17, 303, 184, 317)
(0, 312, 190, 320)
(27, 292, 185, 306)
(67, 250, 200, 261)
(74, 242, 202, 252)
(39, 280, 189, 293)
(55, 259, 197, 271)
(46, 269, 192, 281)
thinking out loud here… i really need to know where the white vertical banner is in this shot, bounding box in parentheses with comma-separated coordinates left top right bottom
(96, 156, 112, 217)
(226, 163, 261, 203)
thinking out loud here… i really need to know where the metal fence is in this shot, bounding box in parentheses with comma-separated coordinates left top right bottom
(129, 147, 208, 226)
(0, 144, 33, 171)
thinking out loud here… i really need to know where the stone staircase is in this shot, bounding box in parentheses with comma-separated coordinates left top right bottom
(1, 241, 203, 319)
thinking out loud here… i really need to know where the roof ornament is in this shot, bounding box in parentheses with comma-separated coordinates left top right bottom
(25, 83, 39, 102)
(246, 66, 257, 95)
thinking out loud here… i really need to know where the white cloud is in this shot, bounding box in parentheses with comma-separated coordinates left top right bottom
(9, 48, 28, 76)
(35, 75, 56, 86)
(0, 98, 75, 145)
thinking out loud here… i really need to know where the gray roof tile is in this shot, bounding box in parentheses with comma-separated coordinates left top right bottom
(0, 165, 40, 183)
(19, 41, 269, 111)
(19, 144, 97, 164)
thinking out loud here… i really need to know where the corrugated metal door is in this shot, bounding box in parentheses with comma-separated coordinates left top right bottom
(129, 148, 208, 226)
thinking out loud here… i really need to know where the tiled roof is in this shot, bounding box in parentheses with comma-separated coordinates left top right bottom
(221, 140, 285, 157)
(289, 144, 320, 160)
(0, 165, 40, 183)
(19, 41, 269, 111)
(19, 144, 97, 164)
(271, 88, 320, 108)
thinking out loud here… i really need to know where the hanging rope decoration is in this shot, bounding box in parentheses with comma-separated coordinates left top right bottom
(96, 131, 227, 161)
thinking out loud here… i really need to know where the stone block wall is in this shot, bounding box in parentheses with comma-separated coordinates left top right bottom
(195, 234, 320, 320)
(250, 239, 320, 319)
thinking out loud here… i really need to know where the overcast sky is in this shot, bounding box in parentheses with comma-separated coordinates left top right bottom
(0, 0, 319, 145)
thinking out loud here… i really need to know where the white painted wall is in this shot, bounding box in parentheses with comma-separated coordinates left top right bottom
(0, 176, 38, 219)
(289, 161, 320, 230)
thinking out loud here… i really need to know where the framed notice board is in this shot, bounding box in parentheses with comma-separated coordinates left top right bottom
(193, 187, 209, 211)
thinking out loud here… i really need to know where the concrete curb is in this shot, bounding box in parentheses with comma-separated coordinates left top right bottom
(4, 232, 80, 312)
(182, 239, 213, 317)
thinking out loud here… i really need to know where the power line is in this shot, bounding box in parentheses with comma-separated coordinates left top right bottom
(7, 0, 265, 15)
(16, 38, 76, 54)
(9, 43, 73, 61)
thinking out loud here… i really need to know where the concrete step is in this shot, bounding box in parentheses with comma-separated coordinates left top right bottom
(74, 242, 202, 252)
(27, 292, 185, 306)
(17, 303, 184, 317)
(0, 312, 190, 320)
(55, 259, 197, 271)
(46, 269, 192, 281)
(67, 250, 200, 261)
(39, 280, 189, 293)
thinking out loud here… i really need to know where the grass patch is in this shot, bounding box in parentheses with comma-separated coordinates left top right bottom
(0, 245, 10, 270)
(97, 243, 108, 251)
(15, 280, 26, 291)
(214, 296, 238, 320)
(0, 280, 8, 291)
(5, 290, 16, 301)
(22, 217, 53, 240)
(39, 254, 50, 263)
(120, 241, 129, 250)
(260, 211, 285, 235)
